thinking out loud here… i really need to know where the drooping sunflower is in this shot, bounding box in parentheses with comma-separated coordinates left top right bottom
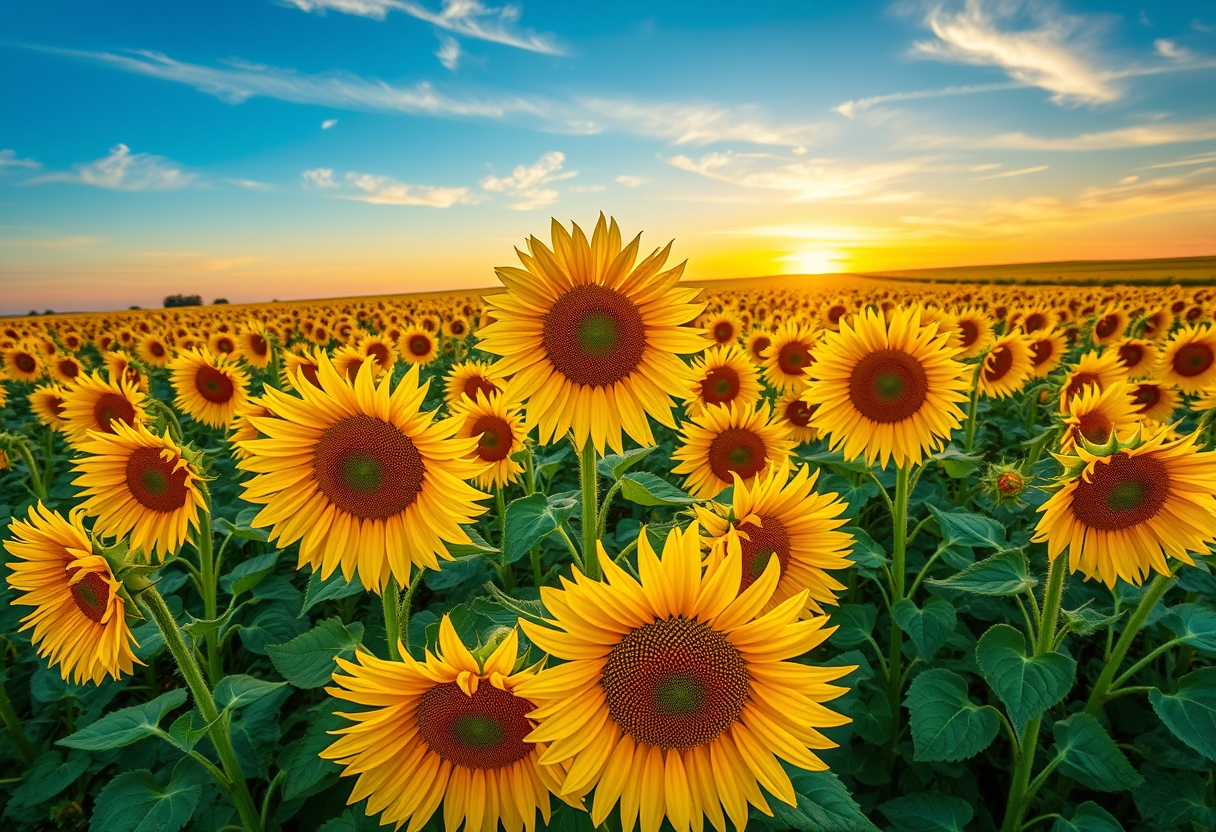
(978, 333, 1033, 399)
(237, 356, 489, 592)
(1111, 338, 1157, 380)
(671, 402, 794, 499)
(949, 306, 991, 358)
(1059, 350, 1126, 409)
(773, 390, 818, 444)
(1059, 381, 1141, 453)
(72, 422, 205, 561)
(1128, 381, 1179, 423)
(399, 326, 439, 366)
(1026, 329, 1067, 378)
(4, 503, 141, 684)
(760, 323, 819, 394)
(1033, 426, 1216, 587)
(59, 371, 148, 445)
(136, 333, 172, 367)
(48, 355, 84, 386)
(4, 344, 43, 382)
(478, 215, 706, 455)
(29, 383, 68, 429)
(168, 347, 251, 429)
(1159, 323, 1216, 393)
(445, 360, 504, 408)
(696, 461, 853, 615)
(804, 306, 968, 469)
(322, 618, 574, 832)
(454, 391, 526, 490)
(516, 523, 854, 832)
(683, 344, 761, 417)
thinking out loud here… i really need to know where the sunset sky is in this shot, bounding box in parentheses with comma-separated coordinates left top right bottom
(1, 0, 1214, 313)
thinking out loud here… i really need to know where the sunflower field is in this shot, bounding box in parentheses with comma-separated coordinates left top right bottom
(2, 216, 1216, 832)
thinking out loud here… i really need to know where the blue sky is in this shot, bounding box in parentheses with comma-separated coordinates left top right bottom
(1, 0, 1214, 312)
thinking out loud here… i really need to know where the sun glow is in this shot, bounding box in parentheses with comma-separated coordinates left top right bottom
(780, 246, 850, 274)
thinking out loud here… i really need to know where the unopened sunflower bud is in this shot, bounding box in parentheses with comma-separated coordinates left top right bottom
(982, 461, 1029, 506)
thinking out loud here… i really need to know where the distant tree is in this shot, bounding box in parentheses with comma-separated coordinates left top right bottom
(28, 310, 38, 316)
(164, 294, 203, 308)
(129, 305, 142, 310)
(213, 298, 230, 304)
(44, 310, 54, 315)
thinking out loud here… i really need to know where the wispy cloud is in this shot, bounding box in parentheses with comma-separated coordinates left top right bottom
(666, 151, 930, 201)
(579, 98, 825, 149)
(834, 81, 1022, 118)
(284, 0, 566, 56)
(0, 149, 41, 170)
(436, 35, 462, 70)
(1154, 39, 1192, 62)
(223, 177, 273, 190)
(343, 172, 476, 206)
(302, 168, 340, 188)
(0, 235, 105, 249)
(27, 144, 194, 190)
(909, 119, 1216, 151)
(480, 151, 575, 210)
(1138, 150, 1216, 170)
(321, 118, 339, 129)
(615, 175, 647, 187)
(971, 164, 1048, 180)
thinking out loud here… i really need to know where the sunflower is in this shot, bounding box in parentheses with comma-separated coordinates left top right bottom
(136, 333, 172, 367)
(443, 316, 470, 340)
(445, 360, 504, 408)
(978, 333, 1033, 399)
(59, 371, 148, 445)
(672, 402, 794, 499)
(1059, 350, 1125, 409)
(282, 347, 325, 389)
(233, 325, 271, 370)
(696, 461, 853, 616)
(227, 401, 275, 461)
(823, 299, 851, 331)
(454, 392, 526, 490)
(104, 350, 148, 391)
(4, 345, 44, 382)
(332, 344, 372, 381)
(478, 215, 706, 455)
(705, 312, 742, 346)
(745, 331, 772, 365)
(208, 331, 238, 357)
(72, 422, 205, 561)
(237, 356, 488, 592)
(515, 523, 853, 832)
(1027, 329, 1067, 378)
(804, 306, 968, 469)
(322, 617, 573, 832)
(1033, 426, 1216, 588)
(1014, 307, 1055, 335)
(1059, 381, 1141, 454)
(358, 334, 397, 376)
(29, 383, 68, 429)
(168, 347, 251, 429)
(4, 503, 141, 684)
(1092, 306, 1126, 345)
(683, 344, 761, 417)
(400, 326, 439, 366)
(1112, 338, 1157, 380)
(1129, 381, 1179, 423)
(949, 306, 991, 358)
(760, 323, 819, 394)
(773, 391, 818, 444)
(1159, 323, 1216, 393)
(48, 355, 84, 386)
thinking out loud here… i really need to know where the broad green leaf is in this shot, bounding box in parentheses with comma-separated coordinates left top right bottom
(166, 710, 216, 754)
(1149, 666, 1216, 761)
(827, 604, 877, 650)
(976, 624, 1075, 734)
(1159, 604, 1216, 655)
(7, 749, 90, 809)
(299, 569, 365, 617)
(237, 604, 309, 655)
(1061, 604, 1122, 636)
(799, 449, 873, 474)
(893, 596, 956, 660)
(1051, 713, 1142, 792)
(931, 446, 984, 479)
(928, 550, 1036, 596)
(619, 472, 696, 507)
(764, 765, 880, 832)
(423, 555, 494, 592)
(879, 792, 974, 832)
(906, 669, 999, 762)
(89, 768, 202, 832)
(59, 689, 187, 751)
(927, 505, 1006, 550)
(278, 703, 345, 802)
(219, 549, 280, 596)
(446, 525, 499, 558)
(213, 507, 270, 542)
(842, 526, 888, 569)
(1050, 802, 1126, 832)
(181, 608, 232, 642)
(316, 812, 360, 832)
(480, 584, 551, 626)
(502, 493, 578, 564)
(214, 674, 288, 711)
(1133, 765, 1216, 829)
(596, 445, 657, 480)
(267, 618, 364, 689)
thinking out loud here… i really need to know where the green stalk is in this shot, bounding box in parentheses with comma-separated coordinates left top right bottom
(10, 439, 48, 503)
(883, 465, 911, 773)
(495, 486, 507, 549)
(0, 677, 36, 765)
(578, 440, 600, 580)
(195, 501, 221, 684)
(1084, 572, 1175, 715)
(999, 554, 1067, 832)
(382, 575, 402, 661)
(41, 427, 55, 491)
(139, 586, 262, 832)
(399, 569, 424, 657)
(963, 359, 985, 453)
(523, 447, 542, 587)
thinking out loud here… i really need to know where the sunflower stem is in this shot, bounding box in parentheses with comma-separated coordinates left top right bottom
(963, 358, 985, 454)
(194, 495, 222, 685)
(0, 677, 36, 766)
(578, 440, 601, 580)
(9, 438, 48, 503)
(41, 426, 55, 491)
(523, 447, 543, 587)
(400, 568, 424, 657)
(883, 464, 910, 780)
(139, 586, 263, 832)
(383, 575, 403, 661)
(1084, 570, 1176, 715)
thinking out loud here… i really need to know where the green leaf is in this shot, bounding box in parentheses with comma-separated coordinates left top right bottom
(278, 703, 345, 802)
(88, 768, 202, 832)
(1051, 713, 1142, 792)
(931, 446, 984, 479)
(219, 549, 280, 596)
(1061, 604, 1122, 637)
(7, 749, 90, 808)
(799, 449, 873, 474)
(446, 525, 499, 558)
(1050, 802, 1126, 832)
(181, 608, 233, 642)
(237, 604, 309, 655)
(214, 675, 288, 711)
(842, 527, 888, 569)
(976, 624, 1076, 734)
(596, 445, 657, 480)
(267, 618, 365, 689)
(764, 765, 880, 832)
(300, 569, 365, 617)
(166, 710, 216, 754)
(213, 508, 270, 542)
(928, 550, 1036, 596)
(619, 472, 696, 507)
(927, 505, 1006, 550)
(1133, 765, 1216, 829)
(879, 792, 974, 832)
(827, 604, 877, 650)
(906, 669, 999, 762)
(316, 811, 360, 832)
(59, 689, 187, 751)
(1160, 604, 1216, 655)
(482, 583, 551, 625)
(893, 597, 956, 660)
(502, 492, 577, 564)
(1149, 666, 1216, 761)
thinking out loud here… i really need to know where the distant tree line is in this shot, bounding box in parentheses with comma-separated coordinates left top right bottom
(164, 294, 203, 308)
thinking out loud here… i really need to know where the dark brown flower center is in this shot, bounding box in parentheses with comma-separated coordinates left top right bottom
(543, 284, 645, 387)
(1095, 314, 1121, 339)
(1117, 343, 1144, 368)
(313, 414, 425, 518)
(828, 305, 847, 325)
(250, 334, 268, 357)
(365, 342, 391, 369)
(16, 352, 37, 373)
(57, 359, 80, 379)
(1023, 313, 1046, 333)
(984, 345, 1014, 382)
(700, 366, 741, 405)
(777, 340, 813, 376)
(1173, 342, 1214, 378)
(416, 682, 534, 769)
(1071, 452, 1170, 531)
(70, 570, 110, 624)
(408, 334, 433, 357)
(149, 341, 166, 358)
(848, 349, 929, 423)
(784, 398, 814, 428)
(737, 514, 791, 592)
(471, 414, 513, 462)
(749, 336, 771, 362)
(1132, 383, 1161, 412)
(707, 427, 768, 484)
(713, 321, 735, 343)
(463, 376, 499, 401)
(958, 319, 979, 347)
(1030, 338, 1055, 367)
(1064, 372, 1100, 401)
(214, 336, 235, 354)
(195, 366, 235, 404)
(126, 446, 190, 512)
(1075, 411, 1113, 445)
(93, 393, 136, 434)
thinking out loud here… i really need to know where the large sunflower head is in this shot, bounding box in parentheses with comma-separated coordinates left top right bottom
(1091, 305, 1127, 345)
(4, 503, 141, 684)
(4, 344, 44, 382)
(695, 461, 853, 616)
(72, 422, 205, 561)
(516, 523, 853, 832)
(48, 354, 84, 386)
(1059, 380, 1141, 453)
(671, 402, 795, 499)
(477, 215, 706, 455)
(683, 344, 762, 417)
(59, 370, 148, 446)
(322, 617, 573, 832)
(948, 306, 991, 358)
(1159, 322, 1216, 393)
(237, 355, 489, 592)
(454, 391, 526, 490)
(445, 359, 504, 408)
(804, 306, 969, 469)
(168, 347, 251, 429)
(705, 311, 742, 346)
(1026, 328, 1067, 378)
(29, 383, 68, 429)
(760, 322, 820, 394)
(237, 322, 273, 369)
(978, 333, 1033, 399)
(1059, 350, 1126, 410)
(399, 326, 439, 366)
(1033, 426, 1216, 587)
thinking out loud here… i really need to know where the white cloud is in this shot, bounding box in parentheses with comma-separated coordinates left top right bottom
(223, 178, 273, 190)
(343, 172, 475, 206)
(1154, 39, 1191, 61)
(0, 149, 40, 169)
(614, 175, 647, 187)
(834, 80, 1022, 118)
(1138, 150, 1216, 170)
(321, 118, 339, 129)
(666, 151, 930, 201)
(303, 167, 340, 188)
(911, 0, 1119, 105)
(480, 151, 575, 210)
(436, 35, 462, 70)
(970, 163, 1002, 171)
(284, 0, 566, 56)
(906, 119, 1216, 151)
(579, 98, 827, 148)
(971, 164, 1048, 180)
(28, 144, 194, 190)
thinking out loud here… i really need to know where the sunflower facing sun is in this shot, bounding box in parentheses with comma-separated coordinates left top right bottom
(671, 402, 794, 499)
(168, 347, 251, 429)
